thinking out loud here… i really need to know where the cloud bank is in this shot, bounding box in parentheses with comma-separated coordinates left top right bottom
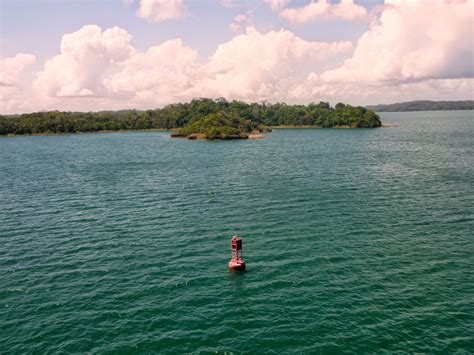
(321, 0, 474, 83)
(1, 0, 473, 114)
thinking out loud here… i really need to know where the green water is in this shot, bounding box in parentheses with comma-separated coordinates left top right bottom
(1, 111, 473, 352)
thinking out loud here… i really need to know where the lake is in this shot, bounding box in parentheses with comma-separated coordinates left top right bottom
(1, 110, 473, 352)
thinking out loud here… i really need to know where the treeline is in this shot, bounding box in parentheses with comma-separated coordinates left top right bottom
(0, 98, 381, 135)
(367, 100, 474, 112)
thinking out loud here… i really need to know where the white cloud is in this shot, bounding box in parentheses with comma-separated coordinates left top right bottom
(288, 73, 473, 106)
(2, 0, 473, 115)
(0, 53, 36, 87)
(109, 27, 352, 104)
(0, 53, 36, 113)
(106, 39, 200, 105)
(321, 0, 474, 84)
(17, 25, 352, 112)
(229, 12, 253, 33)
(279, 0, 368, 24)
(198, 27, 352, 102)
(264, 0, 293, 10)
(34, 25, 133, 98)
(136, 0, 189, 22)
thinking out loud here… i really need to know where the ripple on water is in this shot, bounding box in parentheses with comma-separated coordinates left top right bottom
(1, 112, 473, 352)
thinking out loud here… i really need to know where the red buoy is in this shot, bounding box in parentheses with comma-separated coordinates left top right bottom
(229, 235, 246, 271)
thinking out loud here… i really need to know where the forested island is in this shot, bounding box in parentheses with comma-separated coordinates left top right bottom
(170, 112, 271, 140)
(0, 98, 381, 137)
(367, 100, 474, 112)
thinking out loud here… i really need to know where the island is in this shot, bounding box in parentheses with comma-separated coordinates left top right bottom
(170, 112, 271, 140)
(0, 98, 381, 136)
(367, 100, 474, 112)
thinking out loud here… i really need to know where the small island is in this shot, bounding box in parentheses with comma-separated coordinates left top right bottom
(170, 112, 271, 140)
(0, 98, 381, 137)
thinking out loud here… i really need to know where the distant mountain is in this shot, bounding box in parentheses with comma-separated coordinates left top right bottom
(367, 100, 474, 112)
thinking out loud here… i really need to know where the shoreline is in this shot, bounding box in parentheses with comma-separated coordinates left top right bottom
(270, 125, 322, 129)
(3, 128, 170, 137)
(270, 124, 392, 129)
(2, 124, 397, 137)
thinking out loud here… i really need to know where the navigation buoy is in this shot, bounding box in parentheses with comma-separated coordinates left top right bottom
(229, 235, 246, 271)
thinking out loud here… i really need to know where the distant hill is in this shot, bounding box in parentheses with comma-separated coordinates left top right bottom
(367, 100, 474, 112)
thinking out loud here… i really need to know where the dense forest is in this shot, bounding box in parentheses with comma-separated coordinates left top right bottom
(0, 98, 381, 136)
(367, 100, 474, 112)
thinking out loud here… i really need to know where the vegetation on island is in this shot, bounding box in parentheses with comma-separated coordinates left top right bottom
(0, 98, 381, 137)
(367, 100, 474, 112)
(170, 112, 270, 140)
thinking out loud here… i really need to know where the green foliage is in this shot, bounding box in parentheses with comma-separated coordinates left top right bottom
(176, 111, 253, 140)
(0, 98, 381, 136)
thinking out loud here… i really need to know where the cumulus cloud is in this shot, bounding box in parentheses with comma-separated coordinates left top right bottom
(321, 0, 474, 84)
(0, 53, 36, 87)
(106, 39, 200, 105)
(35, 25, 133, 98)
(107, 27, 352, 104)
(199, 28, 352, 102)
(0, 53, 36, 113)
(264, 0, 293, 10)
(229, 12, 253, 33)
(31, 24, 199, 109)
(292, 77, 474, 105)
(136, 0, 189, 22)
(16, 25, 351, 112)
(2, 0, 473, 114)
(279, 0, 368, 24)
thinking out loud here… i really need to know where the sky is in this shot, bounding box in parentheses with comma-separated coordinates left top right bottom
(0, 0, 473, 114)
